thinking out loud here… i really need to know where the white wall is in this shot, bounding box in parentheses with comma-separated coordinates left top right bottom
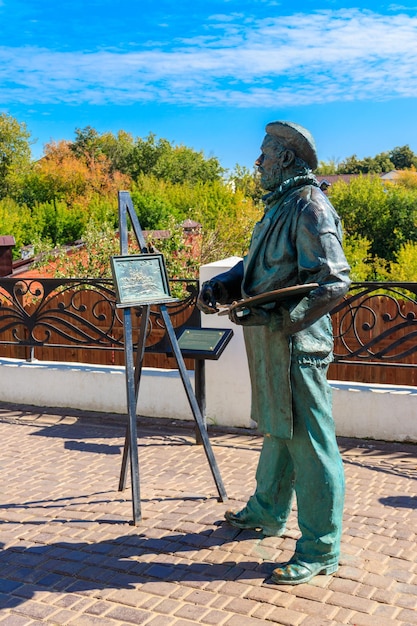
(0, 358, 194, 420)
(0, 256, 416, 442)
(199, 257, 254, 429)
(1, 354, 416, 442)
(331, 381, 417, 443)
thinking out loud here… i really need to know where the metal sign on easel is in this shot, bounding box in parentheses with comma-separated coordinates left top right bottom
(112, 191, 227, 525)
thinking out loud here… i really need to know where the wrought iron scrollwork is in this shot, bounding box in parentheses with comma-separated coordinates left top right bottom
(331, 282, 417, 367)
(3, 278, 417, 372)
(0, 277, 199, 355)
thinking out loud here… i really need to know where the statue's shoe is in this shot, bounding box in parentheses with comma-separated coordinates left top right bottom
(271, 559, 338, 585)
(224, 507, 285, 537)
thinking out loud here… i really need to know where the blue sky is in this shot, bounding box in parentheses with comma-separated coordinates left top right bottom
(1, 0, 417, 171)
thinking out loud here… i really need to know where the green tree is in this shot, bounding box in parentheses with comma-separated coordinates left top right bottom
(0, 113, 32, 199)
(389, 145, 417, 170)
(337, 154, 364, 174)
(315, 159, 339, 175)
(153, 145, 223, 185)
(322, 146, 417, 176)
(338, 152, 394, 174)
(127, 133, 224, 185)
(395, 167, 417, 190)
(389, 241, 417, 281)
(131, 186, 174, 230)
(70, 126, 102, 160)
(71, 126, 135, 176)
(227, 165, 263, 204)
(330, 175, 417, 262)
(384, 183, 417, 252)
(145, 216, 200, 291)
(200, 200, 261, 264)
(30, 200, 86, 246)
(372, 151, 395, 173)
(0, 197, 32, 258)
(127, 133, 168, 179)
(97, 130, 134, 174)
(129, 173, 261, 261)
(36, 220, 122, 278)
(130, 173, 258, 236)
(342, 233, 372, 282)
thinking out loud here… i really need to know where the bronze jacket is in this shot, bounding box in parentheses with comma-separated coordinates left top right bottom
(215, 175, 351, 437)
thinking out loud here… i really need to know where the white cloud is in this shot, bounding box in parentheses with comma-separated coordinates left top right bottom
(1, 9, 417, 107)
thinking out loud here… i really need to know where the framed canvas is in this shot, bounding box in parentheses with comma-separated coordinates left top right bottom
(110, 253, 178, 308)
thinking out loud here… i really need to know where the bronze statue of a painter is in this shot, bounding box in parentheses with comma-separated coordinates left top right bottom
(197, 121, 351, 585)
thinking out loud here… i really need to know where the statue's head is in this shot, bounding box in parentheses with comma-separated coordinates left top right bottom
(256, 121, 318, 191)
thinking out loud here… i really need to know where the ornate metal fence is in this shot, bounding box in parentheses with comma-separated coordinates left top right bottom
(0, 277, 200, 368)
(329, 282, 417, 386)
(1, 278, 417, 384)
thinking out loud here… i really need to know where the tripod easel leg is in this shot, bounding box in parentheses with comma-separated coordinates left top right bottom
(119, 306, 150, 494)
(122, 309, 142, 524)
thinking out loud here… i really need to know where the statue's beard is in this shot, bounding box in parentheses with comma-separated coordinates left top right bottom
(260, 166, 284, 191)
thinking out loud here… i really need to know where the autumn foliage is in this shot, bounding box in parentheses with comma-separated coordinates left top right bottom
(2, 114, 417, 282)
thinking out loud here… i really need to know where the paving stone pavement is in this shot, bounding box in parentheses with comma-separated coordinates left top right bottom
(0, 402, 416, 626)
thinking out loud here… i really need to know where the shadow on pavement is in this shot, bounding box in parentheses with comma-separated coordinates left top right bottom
(379, 495, 417, 509)
(0, 527, 277, 611)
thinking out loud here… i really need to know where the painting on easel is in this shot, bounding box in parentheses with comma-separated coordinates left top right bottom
(111, 253, 178, 308)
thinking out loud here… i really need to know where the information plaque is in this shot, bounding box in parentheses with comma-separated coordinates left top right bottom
(177, 327, 234, 360)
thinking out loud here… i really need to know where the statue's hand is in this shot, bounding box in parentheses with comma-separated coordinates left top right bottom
(197, 280, 221, 314)
(229, 306, 271, 326)
(229, 306, 286, 329)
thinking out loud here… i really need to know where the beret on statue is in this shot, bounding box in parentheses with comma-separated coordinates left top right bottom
(265, 121, 318, 170)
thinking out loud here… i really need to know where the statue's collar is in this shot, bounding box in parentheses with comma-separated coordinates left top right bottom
(263, 173, 319, 208)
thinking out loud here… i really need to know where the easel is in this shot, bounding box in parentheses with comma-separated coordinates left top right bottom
(115, 191, 227, 525)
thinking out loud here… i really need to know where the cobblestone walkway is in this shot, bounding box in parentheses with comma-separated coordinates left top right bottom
(0, 403, 416, 625)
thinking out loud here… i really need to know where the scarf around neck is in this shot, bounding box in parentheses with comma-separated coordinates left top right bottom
(263, 173, 319, 209)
